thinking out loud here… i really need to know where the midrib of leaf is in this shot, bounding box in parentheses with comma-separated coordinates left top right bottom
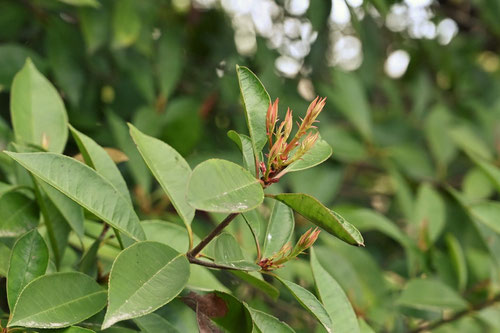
(200, 181, 259, 202)
(11, 290, 106, 325)
(12, 233, 44, 304)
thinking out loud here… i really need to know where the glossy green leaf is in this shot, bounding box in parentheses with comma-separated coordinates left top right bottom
(187, 159, 264, 213)
(5, 152, 145, 241)
(133, 313, 179, 333)
(10, 59, 68, 153)
(248, 307, 294, 333)
(102, 241, 190, 329)
(214, 233, 260, 271)
(231, 271, 279, 299)
(445, 234, 467, 292)
(262, 201, 294, 258)
(284, 138, 332, 173)
(70, 125, 131, 204)
(236, 65, 271, 155)
(7, 230, 49, 311)
(8, 272, 106, 328)
(0, 191, 38, 237)
(414, 183, 446, 244)
(469, 201, 500, 234)
(310, 248, 359, 333)
(272, 193, 364, 246)
(397, 278, 468, 311)
(275, 276, 333, 333)
(129, 125, 195, 226)
(227, 130, 255, 173)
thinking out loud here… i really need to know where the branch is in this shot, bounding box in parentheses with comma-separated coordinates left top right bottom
(410, 293, 500, 333)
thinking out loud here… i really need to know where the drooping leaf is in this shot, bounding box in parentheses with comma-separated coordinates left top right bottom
(102, 241, 190, 329)
(283, 138, 332, 173)
(227, 130, 255, 173)
(236, 65, 271, 156)
(187, 159, 264, 213)
(70, 125, 131, 204)
(248, 307, 295, 333)
(271, 193, 364, 246)
(262, 201, 294, 259)
(214, 233, 260, 271)
(129, 125, 195, 226)
(5, 152, 145, 241)
(133, 313, 180, 333)
(397, 278, 468, 311)
(7, 230, 49, 311)
(310, 248, 359, 333)
(8, 272, 107, 328)
(0, 191, 38, 238)
(10, 59, 68, 153)
(275, 276, 333, 333)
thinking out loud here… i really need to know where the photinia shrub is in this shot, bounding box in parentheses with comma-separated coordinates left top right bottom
(0, 60, 364, 332)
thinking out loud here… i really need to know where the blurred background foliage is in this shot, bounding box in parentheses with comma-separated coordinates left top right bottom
(2, 0, 500, 332)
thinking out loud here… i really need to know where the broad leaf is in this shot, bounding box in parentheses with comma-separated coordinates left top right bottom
(133, 313, 179, 333)
(262, 201, 294, 258)
(70, 125, 131, 204)
(284, 138, 332, 173)
(8, 272, 106, 328)
(275, 276, 333, 333)
(129, 125, 195, 226)
(214, 233, 260, 271)
(0, 191, 38, 237)
(7, 230, 49, 311)
(10, 59, 68, 153)
(6, 152, 145, 241)
(187, 159, 264, 213)
(236, 65, 271, 156)
(272, 193, 364, 246)
(102, 241, 190, 329)
(397, 278, 468, 311)
(311, 248, 359, 333)
(227, 130, 255, 173)
(248, 307, 294, 333)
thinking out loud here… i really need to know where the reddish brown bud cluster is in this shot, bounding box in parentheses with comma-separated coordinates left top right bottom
(258, 227, 321, 271)
(261, 96, 326, 186)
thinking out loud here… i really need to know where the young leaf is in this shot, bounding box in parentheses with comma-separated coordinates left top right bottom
(69, 125, 131, 204)
(275, 276, 333, 333)
(262, 201, 294, 259)
(5, 152, 145, 241)
(8, 272, 106, 328)
(187, 159, 264, 213)
(271, 193, 364, 246)
(0, 191, 38, 238)
(283, 138, 332, 173)
(7, 230, 49, 311)
(129, 125, 195, 226)
(214, 233, 260, 271)
(10, 59, 68, 153)
(248, 307, 295, 333)
(133, 313, 180, 333)
(102, 241, 190, 329)
(310, 248, 360, 333)
(236, 65, 271, 156)
(227, 130, 255, 173)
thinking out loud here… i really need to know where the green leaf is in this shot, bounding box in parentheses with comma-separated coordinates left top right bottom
(78, 238, 100, 279)
(129, 125, 195, 226)
(248, 307, 294, 333)
(7, 230, 49, 311)
(157, 30, 184, 100)
(133, 313, 179, 333)
(227, 130, 255, 173)
(449, 124, 493, 161)
(236, 65, 271, 156)
(397, 278, 468, 311)
(231, 271, 279, 299)
(414, 183, 446, 244)
(58, 0, 100, 7)
(70, 125, 131, 204)
(187, 159, 264, 213)
(469, 201, 500, 234)
(469, 156, 500, 195)
(283, 138, 332, 173)
(462, 167, 494, 201)
(310, 248, 359, 333)
(272, 193, 364, 246)
(275, 276, 333, 333)
(0, 242, 11, 277)
(102, 241, 190, 329)
(445, 234, 468, 292)
(424, 105, 457, 168)
(214, 233, 260, 271)
(112, 0, 140, 48)
(262, 201, 294, 258)
(0, 44, 46, 90)
(8, 272, 106, 328)
(0, 191, 38, 238)
(5, 152, 145, 241)
(10, 59, 68, 153)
